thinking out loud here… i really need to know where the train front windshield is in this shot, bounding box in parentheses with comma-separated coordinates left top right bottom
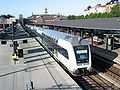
(73, 45, 89, 64)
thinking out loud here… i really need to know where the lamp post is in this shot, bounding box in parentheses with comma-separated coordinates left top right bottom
(2, 17, 5, 29)
(12, 21, 18, 63)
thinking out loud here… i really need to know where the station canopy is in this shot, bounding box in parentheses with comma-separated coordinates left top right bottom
(37, 17, 120, 31)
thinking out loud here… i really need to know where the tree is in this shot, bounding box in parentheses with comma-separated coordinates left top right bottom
(80, 15, 84, 19)
(0, 14, 15, 19)
(67, 4, 120, 20)
(84, 14, 89, 19)
(88, 13, 95, 18)
(110, 4, 120, 17)
(77, 15, 84, 19)
(68, 15, 77, 20)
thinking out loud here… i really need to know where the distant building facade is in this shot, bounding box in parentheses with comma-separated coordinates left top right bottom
(27, 14, 65, 23)
(0, 18, 16, 30)
(84, 0, 119, 15)
(27, 8, 66, 23)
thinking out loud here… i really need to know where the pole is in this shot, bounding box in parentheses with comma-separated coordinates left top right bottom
(12, 22, 17, 64)
(30, 80, 34, 89)
(12, 22, 16, 54)
(91, 31, 94, 45)
(106, 34, 109, 50)
(2, 17, 5, 29)
(111, 35, 114, 50)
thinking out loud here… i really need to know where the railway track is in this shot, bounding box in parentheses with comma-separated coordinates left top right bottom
(74, 72, 119, 90)
(72, 54, 120, 90)
(92, 54, 120, 89)
(76, 75, 105, 90)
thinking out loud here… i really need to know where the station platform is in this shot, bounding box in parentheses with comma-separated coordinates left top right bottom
(0, 38, 81, 90)
(91, 45, 120, 65)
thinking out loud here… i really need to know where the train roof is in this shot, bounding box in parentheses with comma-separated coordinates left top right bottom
(38, 27, 81, 45)
(27, 25, 89, 46)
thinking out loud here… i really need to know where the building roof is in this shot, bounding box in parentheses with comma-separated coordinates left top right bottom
(27, 14, 64, 22)
(37, 17, 120, 31)
(27, 14, 40, 19)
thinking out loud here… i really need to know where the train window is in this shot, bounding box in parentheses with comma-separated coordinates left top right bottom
(74, 45, 88, 50)
(76, 52, 88, 60)
(75, 50, 89, 63)
(80, 54, 87, 59)
(56, 40, 58, 43)
(42, 33, 44, 36)
(58, 47, 69, 59)
(55, 40, 58, 43)
(48, 47, 54, 53)
(53, 38, 55, 42)
(42, 35, 69, 59)
(73, 45, 89, 64)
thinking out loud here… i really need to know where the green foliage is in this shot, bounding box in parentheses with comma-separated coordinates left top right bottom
(67, 3, 120, 20)
(110, 4, 120, 17)
(84, 14, 89, 19)
(76, 15, 84, 19)
(0, 14, 15, 19)
(68, 15, 77, 20)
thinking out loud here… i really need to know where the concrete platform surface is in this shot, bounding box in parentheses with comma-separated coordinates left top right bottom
(0, 38, 81, 90)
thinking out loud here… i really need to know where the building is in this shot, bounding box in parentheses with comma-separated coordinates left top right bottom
(27, 8, 66, 23)
(84, 0, 119, 15)
(0, 18, 16, 30)
(27, 14, 65, 23)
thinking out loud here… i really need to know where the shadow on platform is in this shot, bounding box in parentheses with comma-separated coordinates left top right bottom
(28, 48, 45, 54)
(114, 43, 120, 49)
(24, 53, 48, 59)
(46, 84, 80, 90)
(24, 56, 50, 63)
(91, 46, 118, 74)
(0, 61, 55, 77)
(91, 46, 118, 62)
(22, 45, 40, 50)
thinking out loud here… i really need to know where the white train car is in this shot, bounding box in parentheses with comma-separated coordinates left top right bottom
(26, 25, 92, 76)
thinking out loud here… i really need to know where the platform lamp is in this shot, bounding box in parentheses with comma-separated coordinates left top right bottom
(12, 22, 16, 54)
(12, 21, 18, 63)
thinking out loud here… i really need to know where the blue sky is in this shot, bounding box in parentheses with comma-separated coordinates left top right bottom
(0, 0, 108, 18)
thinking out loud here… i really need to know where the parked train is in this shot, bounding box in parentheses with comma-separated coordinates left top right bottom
(26, 25, 92, 76)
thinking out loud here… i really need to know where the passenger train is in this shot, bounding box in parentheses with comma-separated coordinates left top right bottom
(26, 25, 92, 76)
